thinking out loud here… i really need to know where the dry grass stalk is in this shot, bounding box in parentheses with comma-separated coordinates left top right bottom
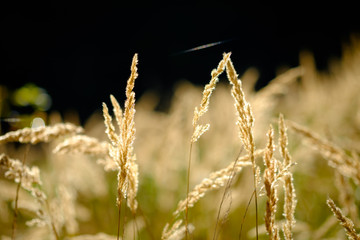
(225, 54, 259, 238)
(335, 172, 359, 226)
(53, 135, 109, 156)
(213, 148, 247, 240)
(65, 232, 117, 240)
(279, 114, 296, 240)
(252, 67, 303, 130)
(0, 153, 60, 239)
(58, 184, 78, 234)
(225, 58, 255, 155)
(10, 144, 30, 240)
(313, 214, 339, 239)
(102, 53, 139, 214)
(288, 120, 360, 184)
(174, 152, 263, 216)
(0, 123, 83, 144)
(263, 126, 280, 240)
(161, 220, 194, 240)
(0, 153, 46, 202)
(185, 52, 231, 238)
(254, 67, 303, 106)
(326, 197, 360, 240)
(191, 124, 210, 143)
(192, 52, 231, 131)
(53, 135, 117, 171)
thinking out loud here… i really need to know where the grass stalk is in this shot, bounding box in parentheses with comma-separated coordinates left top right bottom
(213, 148, 243, 240)
(45, 200, 59, 240)
(252, 161, 259, 240)
(117, 199, 122, 240)
(11, 144, 30, 240)
(239, 190, 256, 239)
(185, 142, 194, 240)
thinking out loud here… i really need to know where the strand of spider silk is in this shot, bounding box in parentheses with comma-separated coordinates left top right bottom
(213, 147, 243, 240)
(11, 144, 30, 240)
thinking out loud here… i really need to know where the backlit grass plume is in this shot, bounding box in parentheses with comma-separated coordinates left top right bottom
(0, 153, 59, 239)
(2, 38, 360, 239)
(327, 197, 360, 240)
(226, 54, 259, 239)
(0, 123, 83, 144)
(279, 114, 296, 240)
(288, 120, 360, 184)
(185, 52, 231, 237)
(263, 126, 280, 240)
(102, 54, 139, 216)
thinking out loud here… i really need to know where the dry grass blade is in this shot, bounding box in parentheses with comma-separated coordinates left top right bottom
(0, 123, 83, 144)
(327, 197, 360, 240)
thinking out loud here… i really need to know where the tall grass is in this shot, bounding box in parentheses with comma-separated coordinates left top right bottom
(1, 38, 360, 239)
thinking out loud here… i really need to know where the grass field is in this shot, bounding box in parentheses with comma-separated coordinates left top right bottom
(1, 37, 360, 240)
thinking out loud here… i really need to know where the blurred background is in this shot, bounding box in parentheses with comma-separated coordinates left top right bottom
(1, 2, 360, 128)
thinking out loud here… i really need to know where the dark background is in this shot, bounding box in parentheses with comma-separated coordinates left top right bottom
(2, 2, 360, 122)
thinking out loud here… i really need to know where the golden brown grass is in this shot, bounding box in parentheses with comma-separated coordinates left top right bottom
(0, 123, 83, 144)
(226, 52, 259, 239)
(1, 38, 360, 239)
(278, 114, 296, 240)
(185, 52, 231, 238)
(102, 54, 139, 240)
(288, 120, 360, 184)
(263, 126, 279, 240)
(327, 198, 360, 240)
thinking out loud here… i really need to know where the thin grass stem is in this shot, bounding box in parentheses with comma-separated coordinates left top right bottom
(213, 148, 243, 240)
(252, 165, 259, 240)
(185, 141, 194, 240)
(117, 199, 122, 240)
(45, 200, 59, 240)
(239, 190, 255, 240)
(11, 144, 30, 240)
